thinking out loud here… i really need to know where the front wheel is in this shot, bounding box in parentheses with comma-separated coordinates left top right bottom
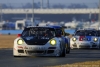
(60, 48, 66, 57)
(59, 44, 66, 57)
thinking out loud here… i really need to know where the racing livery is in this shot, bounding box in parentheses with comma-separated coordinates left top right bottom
(70, 29, 100, 49)
(13, 26, 68, 57)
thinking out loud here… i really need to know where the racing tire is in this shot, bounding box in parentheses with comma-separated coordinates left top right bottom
(60, 48, 66, 57)
(59, 43, 66, 57)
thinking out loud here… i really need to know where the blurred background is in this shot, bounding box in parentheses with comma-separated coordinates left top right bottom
(0, 0, 100, 34)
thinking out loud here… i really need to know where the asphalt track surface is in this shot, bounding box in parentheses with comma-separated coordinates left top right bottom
(0, 49, 100, 67)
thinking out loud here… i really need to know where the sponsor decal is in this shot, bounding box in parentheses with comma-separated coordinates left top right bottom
(26, 37, 33, 40)
(86, 36, 91, 41)
(79, 36, 85, 41)
(28, 47, 45, 50)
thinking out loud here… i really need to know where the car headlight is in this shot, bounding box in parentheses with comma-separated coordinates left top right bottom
(72, 37, 76, 41)
(50, 39, 56, 46)
(93, 38, 98, 42)
(17, 39, 23, 45)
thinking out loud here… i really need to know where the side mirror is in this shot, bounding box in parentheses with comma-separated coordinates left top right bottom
(17, 34, 21, 37)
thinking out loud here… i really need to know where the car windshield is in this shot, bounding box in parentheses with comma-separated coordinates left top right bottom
(75, 30, 85, 36)
(75, 30, 97, 36)
(85, 31, 96, 36)
(21, 27, 55, 37)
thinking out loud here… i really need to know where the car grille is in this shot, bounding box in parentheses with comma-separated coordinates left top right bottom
(48, 47, 56, 49)
(73, 44, 77, 47)
(26, 42, 47, 45)
(27, 50, 45, 54)
(47, 50, 54, 54)
(79, 45, 90, 48)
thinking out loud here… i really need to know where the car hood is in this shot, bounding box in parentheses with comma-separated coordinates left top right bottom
(22, 36, 53, 45)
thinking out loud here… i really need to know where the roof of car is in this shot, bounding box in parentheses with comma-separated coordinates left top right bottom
(49, 26, 61, 28)
(25, 25, 62, 29)
(76, 28, 97, 31)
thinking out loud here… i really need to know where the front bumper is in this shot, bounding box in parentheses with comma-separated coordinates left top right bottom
(13, 47, 60, 56)
(71, 42, 99, 49)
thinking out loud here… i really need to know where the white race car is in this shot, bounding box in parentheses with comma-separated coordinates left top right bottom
(70, 29, 100, 49)
(13, 26, 67, 57)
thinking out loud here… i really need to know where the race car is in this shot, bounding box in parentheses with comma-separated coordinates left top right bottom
(70, 29, 100, 49)
(13, 26, 67, 57)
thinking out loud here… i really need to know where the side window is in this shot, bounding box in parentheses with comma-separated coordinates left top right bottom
(75, 30, 85, 36)
(61, 30, 63, 35)
(56, 29, 63, 35)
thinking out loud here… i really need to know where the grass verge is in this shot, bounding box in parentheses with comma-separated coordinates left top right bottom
(0, 35, 17, 48)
